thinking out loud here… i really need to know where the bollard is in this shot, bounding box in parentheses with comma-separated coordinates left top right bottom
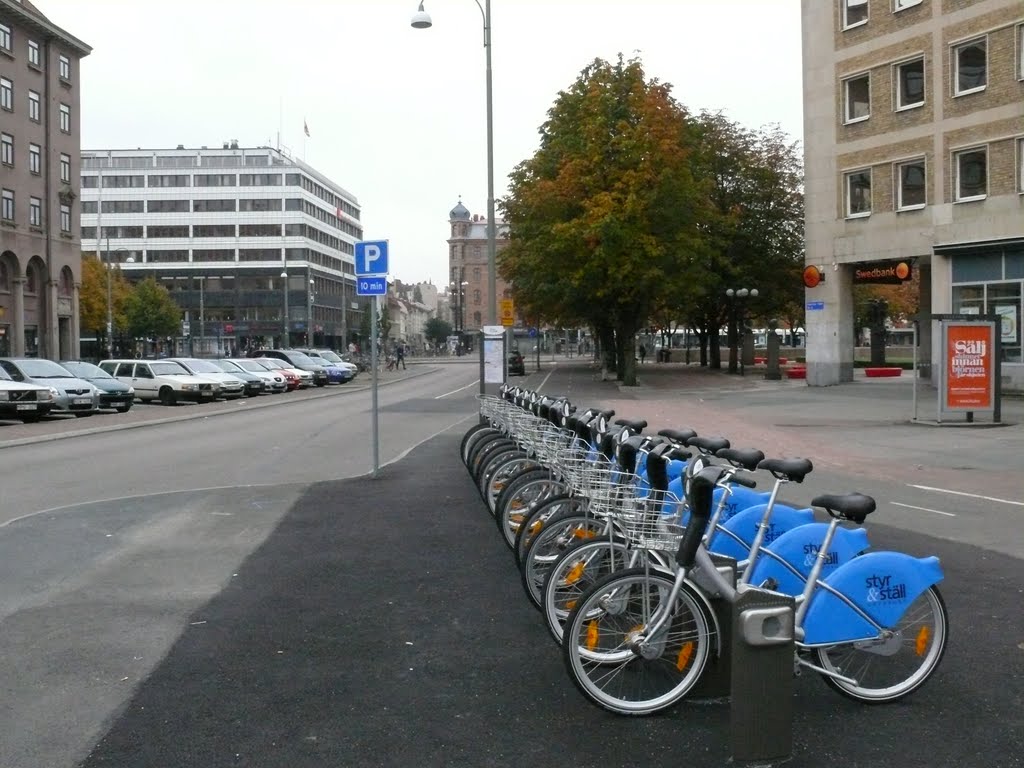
(730, 584, 795, 765)
(689, 554, 737, 700)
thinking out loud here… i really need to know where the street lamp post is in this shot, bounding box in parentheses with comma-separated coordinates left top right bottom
(725, 287, 758, 376)
(280, 270, 289, 348)
(412, 0, 497, 327)
(307, 275, 315, 347)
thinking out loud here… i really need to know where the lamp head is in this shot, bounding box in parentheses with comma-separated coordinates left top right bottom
(726, 288, 735, 298)
(280, 271, 287, 278)
(411, 2, 432, 29)
(737, 288, 749, 299)
(750, 288, 759, 298)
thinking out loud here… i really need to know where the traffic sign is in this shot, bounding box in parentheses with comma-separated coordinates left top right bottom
(356, 276, 388, 296)
(500, 298, 515, 327)
(355, 240, 389, 276)
(528, 328, 538, 338)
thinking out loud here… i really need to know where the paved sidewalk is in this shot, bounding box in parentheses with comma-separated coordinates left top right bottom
(75, 432, 1023, 768)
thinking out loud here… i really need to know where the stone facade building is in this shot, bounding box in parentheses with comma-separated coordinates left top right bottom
(0, 0, 90, 358)
(446, 199, 509, 333)
(802, 0, 1024, 389)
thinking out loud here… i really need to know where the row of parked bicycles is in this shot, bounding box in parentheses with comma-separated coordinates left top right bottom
(460, 385, 949, 716)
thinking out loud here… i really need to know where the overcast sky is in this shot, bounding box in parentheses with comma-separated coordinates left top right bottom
(40, 0, 803, 288)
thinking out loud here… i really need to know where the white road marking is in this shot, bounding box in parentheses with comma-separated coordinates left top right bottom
(434, 380, 480, 399)
(890, 502, 956, 518)
(908, 484, 1024, 507)
(537, 364, 557, 391)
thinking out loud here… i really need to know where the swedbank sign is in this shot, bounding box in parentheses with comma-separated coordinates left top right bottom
(852, 260, 913, 285)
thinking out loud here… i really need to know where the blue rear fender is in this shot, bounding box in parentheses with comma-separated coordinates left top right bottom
(709, 504, 818, 563)
(745, 523, 869, 597)
(801, 552, 944, 645)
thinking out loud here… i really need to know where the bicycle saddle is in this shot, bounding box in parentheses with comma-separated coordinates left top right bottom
(757, 457, 814, 483)
(658, 428, 697, 445)
(614, 418, 648, 434)
(811, 492, 875, 524)
(687, 435, 731, 455)
(716, 447, 765, 471)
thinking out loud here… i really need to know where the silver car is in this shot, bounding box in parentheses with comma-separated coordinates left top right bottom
(0, 358, 100, 416)
(165, 358, 247, 399)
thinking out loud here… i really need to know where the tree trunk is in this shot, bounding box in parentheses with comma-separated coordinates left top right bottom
(616, 322, 638, 386)
(598, 324, 616, 380)
(698, 328, 708, 367)
(709, 324, 724, 370)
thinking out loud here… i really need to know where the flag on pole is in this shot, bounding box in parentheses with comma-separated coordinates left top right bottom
(303, 119, 310, 138)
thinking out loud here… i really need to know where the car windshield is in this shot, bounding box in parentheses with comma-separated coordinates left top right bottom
(177, 359, 223, 374)
(318, 351, 343, 363)
(150, 361, 192, 376)
(233, 360, 266, 373)
(0, 367, 11, 380)
(285, 352, 318, 366)
(254, 359, 284, 370)
(61, 361, 111, 379)
(19, 360, 75, 378)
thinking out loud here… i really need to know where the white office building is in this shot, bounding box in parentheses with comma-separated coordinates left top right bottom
(79, 143, 365, 354)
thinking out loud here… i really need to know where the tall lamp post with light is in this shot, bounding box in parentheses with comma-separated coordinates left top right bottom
(307, 275, 315, 347)
(412, 1, 497, 328)
(280, 270, 289, 348)
(725, 287, 758, 376)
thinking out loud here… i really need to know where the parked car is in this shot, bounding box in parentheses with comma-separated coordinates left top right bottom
(508, 349, 526, 376)
(0, 358, 100, 416)
(208, 359, 269, 397)
(99, 359, 220, 405)
(225, 358, 289, 394)
(165, 358, 246, 399)
(252, 357, 312, 389)
(296, 348, 358, 381)
(0, 368, 55, 422)
(247, 349, 329, 387)
(59, 360, 135, 412)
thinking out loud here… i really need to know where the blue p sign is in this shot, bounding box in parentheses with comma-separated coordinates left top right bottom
(355, 240, 389, 276)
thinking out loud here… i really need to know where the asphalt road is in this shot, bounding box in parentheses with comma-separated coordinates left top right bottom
(0, 359, 1021, 767)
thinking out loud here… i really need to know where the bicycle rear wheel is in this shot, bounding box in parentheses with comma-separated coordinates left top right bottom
(561, 568, 712, 715)
(814, 584, 948, 703)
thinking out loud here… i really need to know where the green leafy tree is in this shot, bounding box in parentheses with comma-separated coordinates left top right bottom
(500, 55, 707, 385)
(79, 254, 132, 348)
(359, 304, 372, 348)
(123, 276, 181, 345)
(424, 316, 453, 347)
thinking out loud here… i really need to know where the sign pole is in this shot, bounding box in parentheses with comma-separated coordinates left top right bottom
(371, 293, 380, 477)
(911, 320, 918, 422)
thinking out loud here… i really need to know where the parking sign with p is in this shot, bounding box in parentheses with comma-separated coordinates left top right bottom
(355, 240, 389, 276)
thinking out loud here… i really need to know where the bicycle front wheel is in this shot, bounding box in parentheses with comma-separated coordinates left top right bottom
(561, 568, 712, 715)
(814, 584, 948, 703)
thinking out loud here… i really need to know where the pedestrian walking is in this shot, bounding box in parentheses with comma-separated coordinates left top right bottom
(639, 343, 647, 364)
(396, 344, 406, 370)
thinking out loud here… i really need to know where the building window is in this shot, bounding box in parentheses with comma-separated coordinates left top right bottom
(842, 0, 868, 29)
(147, 225, 189, 238)
(239, 198, 282, 212)
(81, 201, 97, 213)
(239, 224, 281, 237)
(28, 90, 39, 121)
(895, 160, 926, 210)
(60, 204, 71, 232)
(894, 58, 924, 110)
(844, 169, 871, 217)
(59, 103, 70, 133)
(285, 198, 302, 211)
(103, 174, 145, 188)
(843, 73, 870, 123)
(0, 133, 12, 166)
(1019, 25, 1024, 80)
(147, 174, 190, 187)
(193, 224, 236, 237)
(100, 225, 143, 239)
(1, 189, 13, 221)
(239, 173, 283, 186)
(102, 200, 145, 213)
(0, 78, 12, 111)
(146, 199, 189, 213)
(195, 173, 236, 187)
(953, 38, 987, 96)
(60, 153, 71, 183)
(58, 54, 70, 82)
(27, 39, 40, 67)
(193, 199, 235, 212)
(893, 0, 921, 10)
(0, 23, 10, 52)
(29, 143, 42, 174)
(954, 147, 987, 202)
(29, 196, 41, 227)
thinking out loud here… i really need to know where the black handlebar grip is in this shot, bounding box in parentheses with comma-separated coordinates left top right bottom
(730, 472, 757, 489)
(676, 472, 715, 569)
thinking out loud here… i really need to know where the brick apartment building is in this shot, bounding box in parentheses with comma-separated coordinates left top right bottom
(0, 0, 90, 358)
(802, 0, 1023, 389)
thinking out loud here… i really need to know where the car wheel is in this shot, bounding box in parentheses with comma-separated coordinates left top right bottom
(159, 387, 177, 406)
(19, 414, 42, 423)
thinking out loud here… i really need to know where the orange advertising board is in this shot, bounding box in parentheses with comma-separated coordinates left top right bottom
(944, 323, 994, 410)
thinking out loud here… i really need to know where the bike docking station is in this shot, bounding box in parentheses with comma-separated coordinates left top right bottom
(479, 325, 507, 408)
(688, 555, 796, 766)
